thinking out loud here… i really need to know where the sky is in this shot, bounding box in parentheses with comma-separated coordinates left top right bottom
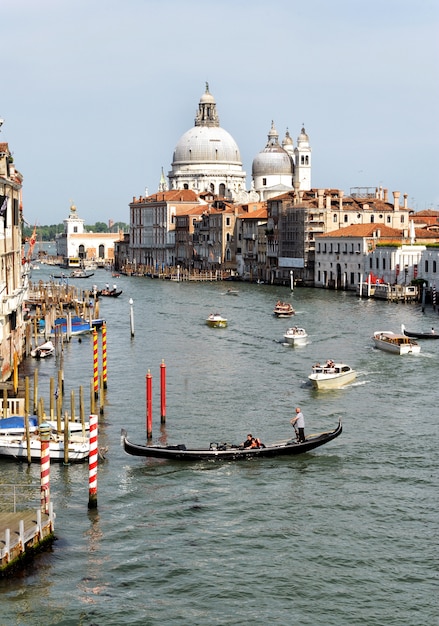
(1, 0, 438, 226)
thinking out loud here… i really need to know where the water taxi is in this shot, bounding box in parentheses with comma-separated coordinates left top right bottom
(372, 331, 421, 355)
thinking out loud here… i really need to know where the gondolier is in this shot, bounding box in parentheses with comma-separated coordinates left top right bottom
(291, 407, 305, 442)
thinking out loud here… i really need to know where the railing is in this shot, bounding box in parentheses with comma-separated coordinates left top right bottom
(0, 484, 40, 513)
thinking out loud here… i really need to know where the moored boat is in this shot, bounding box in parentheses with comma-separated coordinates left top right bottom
(30, 340, 55, 358)
(372, 331, 421, 355)
(96, 289, 123, 297)
(0, 432, 89, 462)
(121, 420, 342, 461)
(401, 323, 439, 340)
(206, 313, 228, 328)
(308, 361, 357, 389)
(284, 326, 308, 346)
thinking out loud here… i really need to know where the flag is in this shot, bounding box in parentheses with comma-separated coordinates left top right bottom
(0, 194, 8, 217)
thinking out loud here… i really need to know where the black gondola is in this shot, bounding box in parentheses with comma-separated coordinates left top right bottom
(121, 420, 342, 461)
(96, 289, 123, 298)
(401, 324, 439, 340)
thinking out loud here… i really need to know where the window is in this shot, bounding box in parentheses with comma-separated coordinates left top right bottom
(226, 217, 230, 226)
(262, 178, 267, 186)
(401, 215, 405, 224)
(425, 260, 429, 272)
(369, 258, 372, 269)
(387, 216, 391, 223)
(370, 215, 374, 223)
(383, 258, 386, 270)
(333, 214, 338, 223)
(344, 215, 348, 223)
(433, 260, 437, 273)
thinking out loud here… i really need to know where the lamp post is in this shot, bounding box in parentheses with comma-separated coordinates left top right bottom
(129, 298, 134, 337)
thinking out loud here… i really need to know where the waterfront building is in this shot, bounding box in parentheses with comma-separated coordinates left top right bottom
(55, 203, 124, 267)
(234, 202, 268, 280)
(0, 133, 28, 383)
(265, 187, 413, 286)
(129, 189, 202, 269)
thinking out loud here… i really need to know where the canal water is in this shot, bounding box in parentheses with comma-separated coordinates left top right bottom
(1, 267, 437, 625)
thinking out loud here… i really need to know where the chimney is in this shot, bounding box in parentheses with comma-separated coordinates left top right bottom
(339, 190, 344, 210)
(393, 191, 400, 211)
(403, 193, 408, 209)
(317, 189, 324, 209)
(383, 189, 388, 202)
(326, 194, 331, 209)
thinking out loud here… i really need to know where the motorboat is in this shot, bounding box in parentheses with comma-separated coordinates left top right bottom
(0, 415, 89, 436)
(206, 313, 228, 328)
(52, 316, 92, 335)
(308, 361, 357, 389)
(224, 289, 239, 296)
(401, 323, 439, 340)
(273, 301, 295, 317)
(372, 331, 421, 355)
(0, 432, 89, 462)
(284, 326, 308, 346)
(30, 340, 55, 358)
(121, 420, 342, 461)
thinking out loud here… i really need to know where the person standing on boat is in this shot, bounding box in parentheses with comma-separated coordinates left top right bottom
(291, 407, 305, 442)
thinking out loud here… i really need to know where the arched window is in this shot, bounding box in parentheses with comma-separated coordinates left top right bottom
(78, 244, 85, 259)
(99, 244, 105, 258)
(219, 183, 226, 196)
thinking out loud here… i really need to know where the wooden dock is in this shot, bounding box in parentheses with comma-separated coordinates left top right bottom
(0, 504, 55, 576)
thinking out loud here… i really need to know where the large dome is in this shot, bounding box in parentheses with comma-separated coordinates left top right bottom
(173, 126, 242, 165)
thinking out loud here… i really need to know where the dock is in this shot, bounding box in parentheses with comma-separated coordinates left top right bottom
(0, 504, 55, 576)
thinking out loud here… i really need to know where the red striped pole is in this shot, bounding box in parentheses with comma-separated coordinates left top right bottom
(39, 421, 51, 514)
(93, 329, 99, 399)
(160, 360, 166, 424)
(88, 414, 98, 509)
(102, 323, 107, 389)
(146, 370, 152, 440)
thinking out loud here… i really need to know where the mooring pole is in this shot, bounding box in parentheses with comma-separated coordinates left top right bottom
(146, 370, 152, 440)
(160, 360, 166, 424)
(88, 414, 98, 510)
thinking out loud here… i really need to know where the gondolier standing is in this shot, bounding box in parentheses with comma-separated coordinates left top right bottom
(291, 407, 305, 442)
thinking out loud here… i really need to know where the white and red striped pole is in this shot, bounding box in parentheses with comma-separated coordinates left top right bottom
(39, 421, 52, 514)
(88, 414, 98, 510)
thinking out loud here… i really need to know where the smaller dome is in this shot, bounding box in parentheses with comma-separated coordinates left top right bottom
(298, 126, 309, 142)
(282, 129, 293, 147)
(200, 82, 215, 104)
(252, 147, 293, 177)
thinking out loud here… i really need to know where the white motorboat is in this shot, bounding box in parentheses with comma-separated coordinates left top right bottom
(284, 326, 308, 346)
(0, 432, 89, 462)
(372, 331, 421, 355)
(308, 361, 357, 389)
(0, 415, 89, 436)
(30, 340, 55, 358)
(206, 313, 228, 328)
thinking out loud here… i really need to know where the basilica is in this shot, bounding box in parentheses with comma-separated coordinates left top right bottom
(165, 83, 311, 202)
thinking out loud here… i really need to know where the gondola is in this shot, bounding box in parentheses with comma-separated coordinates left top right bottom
(401, 324, 439, 340)
(121, 419, 342, 461)
(96, 289, 123, 297)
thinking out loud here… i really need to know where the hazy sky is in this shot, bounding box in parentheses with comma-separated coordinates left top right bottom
(2, 0, 438, 226)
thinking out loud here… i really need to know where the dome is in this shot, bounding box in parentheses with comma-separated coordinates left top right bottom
(173, 126, 242, 165)
(252, 121, 293, 177)
(252, 148, 293, 177)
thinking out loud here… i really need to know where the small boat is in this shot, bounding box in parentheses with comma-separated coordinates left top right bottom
(0, 416, 89, 435)
(401, 323, 439, 340)
(69, 269, 95, 278)
(273, 301, 295, 317)
(308, 361, 357, 389)
(206, 313, 228, 328)
(0, 432, 89, 462)
(30, 340, 55, 358)
(284, 326, 308, 346)
(96, 289, 123, 297)
(225, 289, 239, 296)
(121, 420, 342, 461)
(52, 316, 92, 335)
(372, 331, 421, 355)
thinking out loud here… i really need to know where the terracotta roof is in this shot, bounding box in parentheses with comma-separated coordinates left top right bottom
(317, 224, 402, 238)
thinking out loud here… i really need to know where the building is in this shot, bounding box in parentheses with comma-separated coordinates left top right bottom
(55, 203, 124, 267)
(0, 132, 28, 383)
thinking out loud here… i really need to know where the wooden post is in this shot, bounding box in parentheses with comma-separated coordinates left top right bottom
(146, 370, 152, 440)
(49, 377, 55, 418)
(63, 411, 69, 465)
(33, 370, 38, 415)
(102, 323, 107, 389)
(2, 388, 7, 418)
(79, 386, 85, 437)
(88, 414, 98, 509)
(160, 360, 166, 424)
